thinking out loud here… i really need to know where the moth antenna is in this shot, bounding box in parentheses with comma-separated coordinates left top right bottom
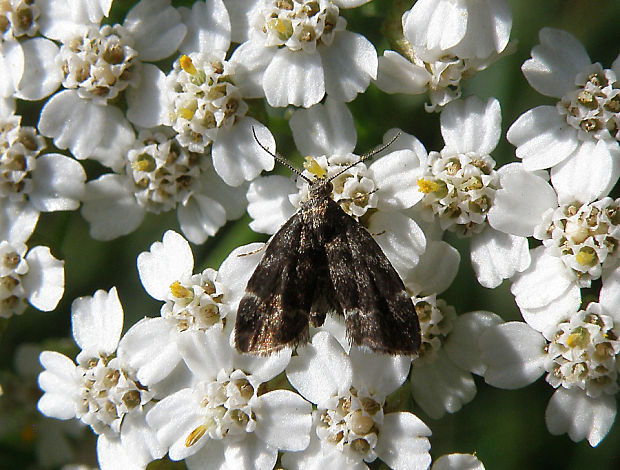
(328, 131, 402, 183)
(252, 126, 313, 184)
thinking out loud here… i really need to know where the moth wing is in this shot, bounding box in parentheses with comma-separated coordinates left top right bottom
(323, 201, 420, 354)
(235, 213, 319, 354)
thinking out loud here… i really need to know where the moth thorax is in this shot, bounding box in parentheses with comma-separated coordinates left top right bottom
(309, 179, 333, 200)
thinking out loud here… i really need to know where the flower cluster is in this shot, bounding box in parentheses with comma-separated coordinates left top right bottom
(0, 0, 617, 469)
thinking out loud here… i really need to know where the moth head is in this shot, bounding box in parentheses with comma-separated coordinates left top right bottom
(309, 177, 333, 199)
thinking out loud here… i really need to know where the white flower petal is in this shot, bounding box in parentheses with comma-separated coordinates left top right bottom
(178, 0, 230, 54)
(72, 287, 123, 358)
(507, 106, 578, 171)
(29, 154, 85, 212)
(123, 0, 186, 62)
(431, 453, 484, 470)
(550, 140, 617, 204)
(320, 30, 377, 102)
(37, 351, 79, 419)
(0, 39, 23, 98)
(185, 440, 227, 470)
(441, 97, 501, 155)
(369, 211, 426, 280)
(178, 193, 227, 244)
(15, 38, 62, 101)
(480, 322, 546, 389)
(223, 433, 278, 470)
(217, 242, 266, 306)
(247, 175, 297, 235)
(0, 201, 39, 244)
(22, 246, 64, 312)
(369, 149, 424, 210)
(254, 390, 312, 451)
(290, 97, 356, 156)
(450, 0, 512, 59)
(37, 0, 111, 41)
(229, 40, 276, 98)
(37, 391, 77, 420)
(375, 412, 432, 470)
(600, 267, 620, 325)
(520, 289, 579, 339)
(404, 0, 467, 56)
(522, 27, 591, 98)
(177, 329, 232, 381)
(263, 47, 325, 108)
(545, 387, 616, 447)
(38, 91, 112, 160)
(147, 388, 209, 460)
(80, 175, 145, 240)
(374, 51, 430, 95)
(349, 346, 411, 396)
(137, 230, 194, 301)
(470, 228, 530, 288)
(212, 117, 275, 186)
(286, 331, 353, 406)
(487, 163, 557, 237)
(119, 410, 166, 463)
(88, 107, 135, 172)
(117, 317, 180, 386)
(443, 311, 504, 376)
(233, 345, 292, 383)
(200, 173, 249, 222)
(511, 247, 578, 310)
(411, 349, 476, 419)
(126, 63, 167, 128)
(405, 240, 460, 296)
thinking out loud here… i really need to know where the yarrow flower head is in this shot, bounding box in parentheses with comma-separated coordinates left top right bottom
(507, 28, 620, 185)
(375, 0, 513, 111)
(80, 126, 249, 243)
(283, 331, 431, 470)
(118, 230, 265, 388)
(34, 0, 186, 165)
(146, 328, 311, 470)
(230, 0, 378, 107)
(415, 96, 501, 236)
(132, 0, 276, 187)
(164, 52, 248, 153)
(481, 268, 620, 446)
(534, 198, 620, 287)
(37, 287, 164, 469)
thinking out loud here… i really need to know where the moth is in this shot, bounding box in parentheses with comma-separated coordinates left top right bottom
(234, 129, 421, 355)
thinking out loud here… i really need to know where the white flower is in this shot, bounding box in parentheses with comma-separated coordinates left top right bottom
(375, 0, 512, 111)
(246, 98, 426, 279)
(507, 28, 620, 187)
(414, 96, 530, 287)
(1, 105, 86, 213)
(229, 0, 377, 108)
(489, 162, 620, 292)
(410, 296, 502, 419)
(118, 230, 265, 388)
(283, 331, 431, 470)
(146, 327, 310, 470)
(129, 0, 276, 186)
(431, 453, 485, 470)
(80, 128, 249, 242)
(0, 201, 64, 318)
(34, 0, 186, 168)
(481, 268, 620, 446)
(37, 287, 165, 470)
